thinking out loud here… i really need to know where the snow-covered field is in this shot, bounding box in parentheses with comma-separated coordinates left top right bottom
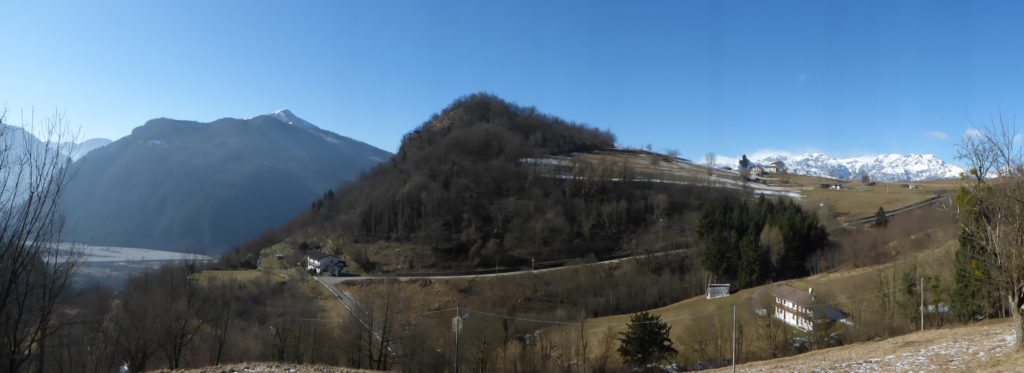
(58, 242, 212, 262)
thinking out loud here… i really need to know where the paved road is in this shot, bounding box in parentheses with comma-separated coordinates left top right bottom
(314, 277, 400, 357)
(317, 249, 686, 286)
(839, 195, 945, 227)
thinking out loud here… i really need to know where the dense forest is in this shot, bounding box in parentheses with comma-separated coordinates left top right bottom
(696, 195, 831, 288)
(223, 93, 743, 270)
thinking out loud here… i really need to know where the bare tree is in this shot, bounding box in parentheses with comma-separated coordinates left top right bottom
(704, 153, 717, 177)
(50, 285, 119, 373)
(266, 281, 318, 363)
(154, 263, 208, 369)
(955, 113, 1024, 346)
(204, 278, 240, 365)
(0, 107, 78, 373)
(362, 281, 406, 370)
(957, 123, 1000, 182)
(108, 270, 161, 373)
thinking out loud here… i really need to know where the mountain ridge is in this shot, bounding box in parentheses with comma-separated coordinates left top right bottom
(748, 152, 963, 182)
(61, 110, 391, 253)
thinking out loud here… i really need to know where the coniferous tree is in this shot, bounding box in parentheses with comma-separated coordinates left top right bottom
(617, 311, 677, 368)
(951, 188, 999, 321)
(873, 207, 889, 227)
(952, 229, 987, 320)
(698, 196, 828, 285)
(737, 233, 764, 288)
(739, 155, 751, 170)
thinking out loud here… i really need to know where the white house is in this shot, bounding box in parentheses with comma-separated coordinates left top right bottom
(306, 250, 347, 276)
(771, 285, 851, 332)
(753, 161, 788, 175)
(773, 285, 815, 332)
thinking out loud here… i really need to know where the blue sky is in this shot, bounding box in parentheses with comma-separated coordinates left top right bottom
(3, 0, 1024, 164)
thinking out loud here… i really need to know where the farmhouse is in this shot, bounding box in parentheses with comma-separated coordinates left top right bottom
(753, 161, 788, 175)
(306, 250, 347, 276)
(771, 285, 852, 332)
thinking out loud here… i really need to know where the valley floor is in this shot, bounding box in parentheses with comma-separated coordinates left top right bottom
(707, 318, 1020, 372)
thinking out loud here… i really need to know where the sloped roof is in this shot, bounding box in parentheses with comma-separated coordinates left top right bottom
(773, 285, 813, 305)
(307, 250, 330, 260)
(811, 304, 850, 321)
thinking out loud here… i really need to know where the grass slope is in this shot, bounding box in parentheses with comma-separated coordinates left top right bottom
(704, 319, 1019, 372)
(545, 232, 960, 368)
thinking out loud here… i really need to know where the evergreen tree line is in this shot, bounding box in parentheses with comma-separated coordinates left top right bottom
(697, 195, 831, 288)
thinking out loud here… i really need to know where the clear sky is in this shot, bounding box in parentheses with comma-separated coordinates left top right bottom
(4, 0, 1024, 164)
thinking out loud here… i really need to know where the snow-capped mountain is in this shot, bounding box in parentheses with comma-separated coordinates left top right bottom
(268, 109, 319, 131)
(753, 153, 963, 182)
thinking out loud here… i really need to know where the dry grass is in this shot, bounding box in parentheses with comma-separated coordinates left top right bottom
(704, 319, 1020, 372)
(803, 183, 953, 222)
(194, 269, 352, 323)
(194, 269, 279, 285)
(540, 239, 959, 368)
(336, 209, 961, 369)
(573, 150, 961, 223)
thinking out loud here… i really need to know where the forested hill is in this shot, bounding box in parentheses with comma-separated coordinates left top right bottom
(225, 93, 743, 270)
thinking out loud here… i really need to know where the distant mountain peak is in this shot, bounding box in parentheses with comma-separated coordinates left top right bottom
(266, 109, 319, 130)
(748, 152, 963, 182)
(62, 111, 393, 253)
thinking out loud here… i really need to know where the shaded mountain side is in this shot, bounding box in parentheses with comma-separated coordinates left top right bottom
(224, 93, 747, 270)
(62, 111, 391, 253)
(62, 137, 112, 160)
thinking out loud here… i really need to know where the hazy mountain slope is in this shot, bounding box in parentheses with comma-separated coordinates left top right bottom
(62, 138, 112, 160)
(0, 124, 75, 204)
(61, 111, 391, 253)
(755, 153, 963, 182)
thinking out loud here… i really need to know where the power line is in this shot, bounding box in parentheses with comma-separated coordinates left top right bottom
(465, 309, 580, 325)
(414, 307, 459, 317)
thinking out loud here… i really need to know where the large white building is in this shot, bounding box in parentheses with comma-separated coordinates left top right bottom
(753, 161, 788, 175)
(773, 285, 815, 332)
(771, 285, 851, 332)
(306, 250, 347, 276)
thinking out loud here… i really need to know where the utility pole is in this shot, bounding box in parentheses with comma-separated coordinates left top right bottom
(890, 267, 896, 333)
(579, 320, 586, 373)
(920, 277, 925, 331)
(453, 306, 461, 373)
(732, 305, 737, 373)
